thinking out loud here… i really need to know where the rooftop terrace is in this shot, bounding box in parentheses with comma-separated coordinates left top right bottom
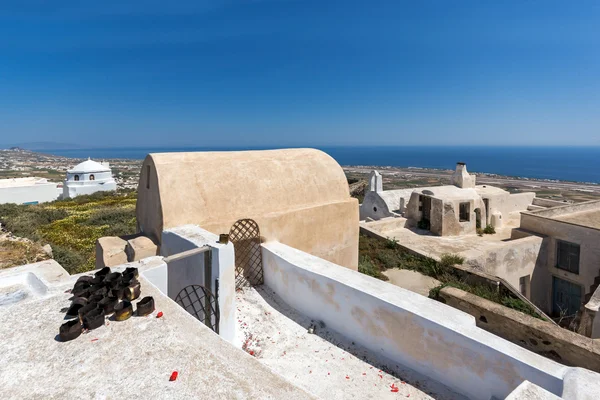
(235, 286, 463, 399)
(523, 199, 600, 230)
(554, 209, 600, 230)
(2, 224, 599, 400)
(0, 258, 314, 399)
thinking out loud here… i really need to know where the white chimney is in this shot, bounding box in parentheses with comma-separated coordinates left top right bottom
(368, 170, 383, 193)
(452, 162, 476, 188)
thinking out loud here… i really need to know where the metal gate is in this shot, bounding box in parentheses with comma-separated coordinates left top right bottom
(175, 283, 220, 333)
(229, 218, 263, 289)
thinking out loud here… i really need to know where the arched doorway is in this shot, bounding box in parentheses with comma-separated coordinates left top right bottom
(229, 219, 263, 289)
(475, 208, 482, 230)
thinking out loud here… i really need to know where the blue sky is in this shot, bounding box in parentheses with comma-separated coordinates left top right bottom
(1, 1, 599, 147)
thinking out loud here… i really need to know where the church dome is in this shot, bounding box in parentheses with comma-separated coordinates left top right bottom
(67, 158, 110, 173)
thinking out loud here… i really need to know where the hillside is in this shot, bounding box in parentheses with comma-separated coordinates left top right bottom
(0, 190, 137, 273)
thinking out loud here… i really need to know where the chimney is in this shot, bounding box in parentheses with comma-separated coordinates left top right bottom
(368, 170, 383, 193)
(452, 162, 476, 188)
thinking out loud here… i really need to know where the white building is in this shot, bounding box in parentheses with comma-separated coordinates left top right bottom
(0, 177, 58, 205)
(62, 158, 117, 199)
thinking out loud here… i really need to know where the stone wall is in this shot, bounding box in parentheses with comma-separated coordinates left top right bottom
(438, 286, 600, 373)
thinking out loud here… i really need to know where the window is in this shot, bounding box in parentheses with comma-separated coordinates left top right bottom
(556, 240, 580, 274)
(146, 165, 151, 189)
(459, 202, 470, 222)
(89, 174, 95, 181)
(74, 175, 79, 181)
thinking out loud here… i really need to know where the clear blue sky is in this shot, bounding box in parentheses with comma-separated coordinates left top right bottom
(1, 1, 599, 147)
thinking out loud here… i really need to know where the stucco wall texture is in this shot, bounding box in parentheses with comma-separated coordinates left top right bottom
(136, 149, 359, 269)
(439, 286, 600, 373)
(520, 212, 600, 311)
(260, 241, 599, 400)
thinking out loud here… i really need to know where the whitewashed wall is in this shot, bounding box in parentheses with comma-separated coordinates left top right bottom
(0, 182, 58, 204)
(155, 225, 236, 343)
(261, 241, 600, 400)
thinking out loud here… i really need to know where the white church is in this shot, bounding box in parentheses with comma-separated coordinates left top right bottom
(62, 158, 117, 199)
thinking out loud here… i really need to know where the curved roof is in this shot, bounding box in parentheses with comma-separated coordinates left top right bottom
(136, 148, 352, 242)
(67, 158, 110, 173)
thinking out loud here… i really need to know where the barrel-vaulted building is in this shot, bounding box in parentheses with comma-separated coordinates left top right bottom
(136, 148, 359, 269)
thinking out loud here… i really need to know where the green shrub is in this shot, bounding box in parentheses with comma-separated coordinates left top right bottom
(358, 255, 388, 281)
(439, 253, 465, 268)
(483, 224, 496, 234)
(0, 205, 69, 240)
(85, 207, 130, 225)
(376, 249, 398, 269)
(429, 283, 445, 299)
(52, 244, 89, 274)
(501, 296, 539, 317)
(103, 218, 137, 237)
(385, 237, 399, 250)
(0, 190, 138, 274)
(359, 233, 542, 319)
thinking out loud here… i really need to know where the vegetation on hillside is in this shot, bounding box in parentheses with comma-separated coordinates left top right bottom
(358, 234, 541, 318)
(0, 190, 137, 273)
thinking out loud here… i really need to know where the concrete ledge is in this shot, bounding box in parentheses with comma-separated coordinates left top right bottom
(126, 235, 158, 261)
(532, 198, 571, 208)
(360, 217, 407, 233)
(506, 381, 561, 400)
(95, 236, 127, 269)
(439, 286, 600, 372)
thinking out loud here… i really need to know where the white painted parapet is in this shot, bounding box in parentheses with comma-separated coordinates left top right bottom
(261, 241, 600, 400)
(158, 225, 236, 343)
(505, 381, 561, 399)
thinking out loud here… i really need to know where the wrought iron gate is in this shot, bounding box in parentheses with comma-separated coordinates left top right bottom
(175, 283, 220, 333)
(229, 219, 263, 288)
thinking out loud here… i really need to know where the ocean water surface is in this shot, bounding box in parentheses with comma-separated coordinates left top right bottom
(33, 146, 600, 184)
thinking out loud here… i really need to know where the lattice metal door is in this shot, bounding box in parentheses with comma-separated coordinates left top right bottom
(175, 284, 220, 333)
(229, 219, 263, 288)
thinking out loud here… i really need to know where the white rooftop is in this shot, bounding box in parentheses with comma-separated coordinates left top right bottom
(0, 177, 53, 188)
(67, 158, 110, 173)
(0, 259, 314, 399)
(414, 185, 480, 201)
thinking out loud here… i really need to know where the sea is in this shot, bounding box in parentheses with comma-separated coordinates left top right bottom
(32, 146, 600, 184)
